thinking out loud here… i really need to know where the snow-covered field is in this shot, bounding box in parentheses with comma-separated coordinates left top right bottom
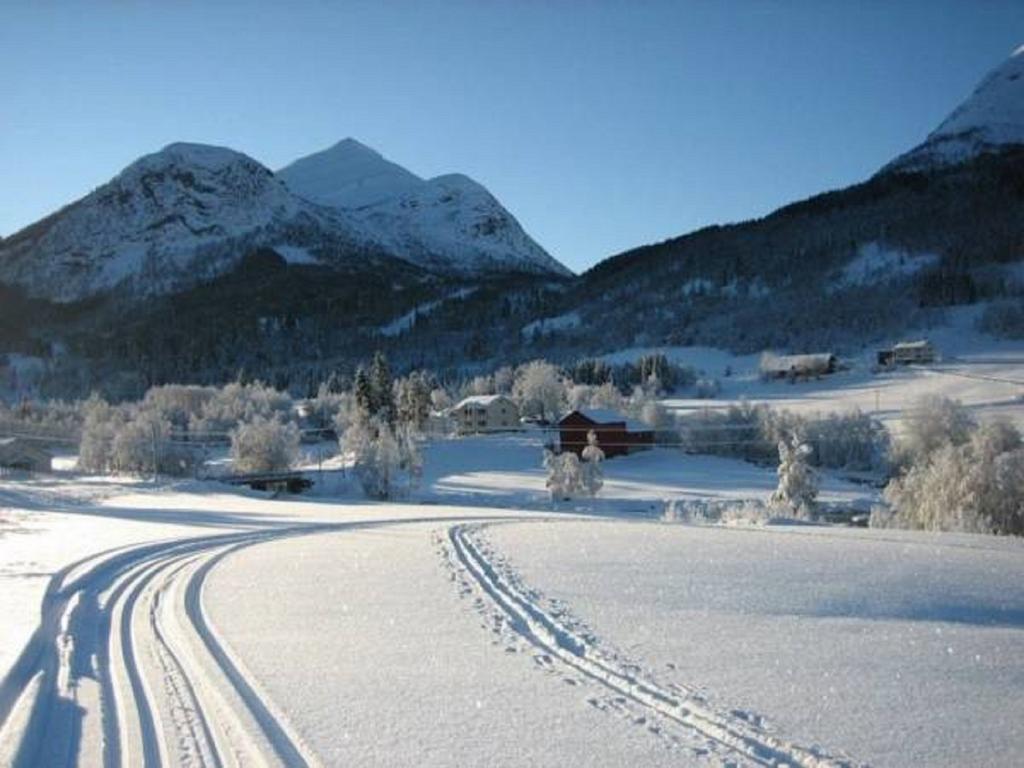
(613, 308, 1024, 434)
(1, 322, 1022, 765)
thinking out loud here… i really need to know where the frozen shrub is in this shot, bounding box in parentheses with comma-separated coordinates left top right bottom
(305, 383, 351, 435)
(543, 449, 584, 501)
(513, 361, 568, 422)
(230, 415, 300, 474)
(661, 498, 779, 526)
(580, 430, 605, 497)
(142, 385, 216, 430)
(111, 409, 201, 477)
(800, 409, 890, 473)
(78, 395, 124, 473)
(893, 395, 974, 468)
(343, 415, 421, 499)
(190, 382, 293, 440)
(681, 403, 889, 472)
(682, 401, 774, 463)
(881, 419, 1024, 535)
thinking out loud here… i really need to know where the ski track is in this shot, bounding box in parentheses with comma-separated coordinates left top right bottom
(0, 524, 331, 768)
(0, 510, 864, 767)
(446, 522, 862, 768)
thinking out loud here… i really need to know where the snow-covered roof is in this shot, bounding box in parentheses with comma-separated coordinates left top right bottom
(453, 394, 514, 409)
(761, 353, 835, 373)
(893, 340, 933, 351)
(563, 408, 650, 433)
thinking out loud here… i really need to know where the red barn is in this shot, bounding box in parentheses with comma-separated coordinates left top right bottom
(558, 409, 654, 459)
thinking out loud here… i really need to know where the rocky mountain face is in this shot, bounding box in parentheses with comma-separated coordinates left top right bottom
(0, 143, 377, 301)
(0, 139, 567, 303)
(278, 139, 568, 276)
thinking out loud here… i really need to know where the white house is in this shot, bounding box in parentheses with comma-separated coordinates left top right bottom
(450, 395, 520, 434)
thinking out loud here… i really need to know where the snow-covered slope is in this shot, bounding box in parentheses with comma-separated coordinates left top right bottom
(358, 173, 569, 275)
(0, 143, 374, 301)
(277, 138, 424, 209)
(280, 140, 570, 276)
(885, 44, 1024, 172)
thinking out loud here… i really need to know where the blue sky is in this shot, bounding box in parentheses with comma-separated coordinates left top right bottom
(1, 1, 1021, 273)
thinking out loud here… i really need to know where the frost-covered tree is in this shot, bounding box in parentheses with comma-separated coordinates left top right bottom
(78, 394, 123, 473)
(395, 371, 433, 431)
(581, 430, 605, 497)
(894, 395, 974, 468)
(230, 415, 300, 474)
(343, 412, 421, 499)
(769, 437, 818, 518)
(142, 385, 216, 431)
(492, 366, 515, 394)
(881, 419, 1024, 535)
(430, 387, 452, 412)
(189, 382, 292, 439)
(513, 360, 567, 422)
(544, 449, 584, 501)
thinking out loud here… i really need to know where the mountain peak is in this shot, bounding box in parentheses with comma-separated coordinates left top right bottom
(327, 137, 380, 155)
(884, 44, 1024, 173)
(278, 139, 423, 209)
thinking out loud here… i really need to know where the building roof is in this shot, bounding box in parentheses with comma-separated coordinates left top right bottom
(893, 340, 933, 350)
(561, 408, 651, 433)
(452, 394, 514, 409)
(761, 353, 835, 373)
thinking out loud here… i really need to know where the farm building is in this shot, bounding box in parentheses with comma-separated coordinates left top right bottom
(760, 352, 838, 380)
(0, 437, 53, 473)
(877, 340, 936, 367)
(450, 395, 520, 434)
(558, 409, 654, 459)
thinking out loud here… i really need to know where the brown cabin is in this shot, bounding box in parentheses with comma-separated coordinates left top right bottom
(558, 409, 654, 459)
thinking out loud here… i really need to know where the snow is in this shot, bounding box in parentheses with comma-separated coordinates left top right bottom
(521, 311, 582, 338)
(277, 138, 424, 209)
(281, 138, 570, 276)
(203, 519, 699, 767)
(598, 308, 1024, 434)
(378, 287, 476, 337)
(0, 142, 323, 302)
(0, 426, 1016, 765)
(417, 433, 871, 514)
(483, 520, 1024, 766)
(831, 242, 938, 290)
(0, 137, 567, 303)
(886, 45, 1024, 172)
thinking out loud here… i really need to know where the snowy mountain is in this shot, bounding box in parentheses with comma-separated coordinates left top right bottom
(276, 138, 423, 209)
(0, 143, 384, 302)
(885, 45, 1024, 173)
(0, 138, 567, 303)
(279, 140, 570, 276)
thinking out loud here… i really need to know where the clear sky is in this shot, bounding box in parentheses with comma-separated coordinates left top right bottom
(2, 1, 1022, 273)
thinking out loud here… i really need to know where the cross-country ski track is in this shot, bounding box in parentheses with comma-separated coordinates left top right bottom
(0, 508, 867, 768)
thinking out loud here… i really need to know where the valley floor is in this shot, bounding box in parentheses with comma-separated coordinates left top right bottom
(1, 434, 1021, 766)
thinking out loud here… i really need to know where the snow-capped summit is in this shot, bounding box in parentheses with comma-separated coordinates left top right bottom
(0, 143, 363, 301)
(885, 45, 1024, 173)
(278, 138, 423, 209)
(0, 137, 569, 302)
(280, 139, 570, 276)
